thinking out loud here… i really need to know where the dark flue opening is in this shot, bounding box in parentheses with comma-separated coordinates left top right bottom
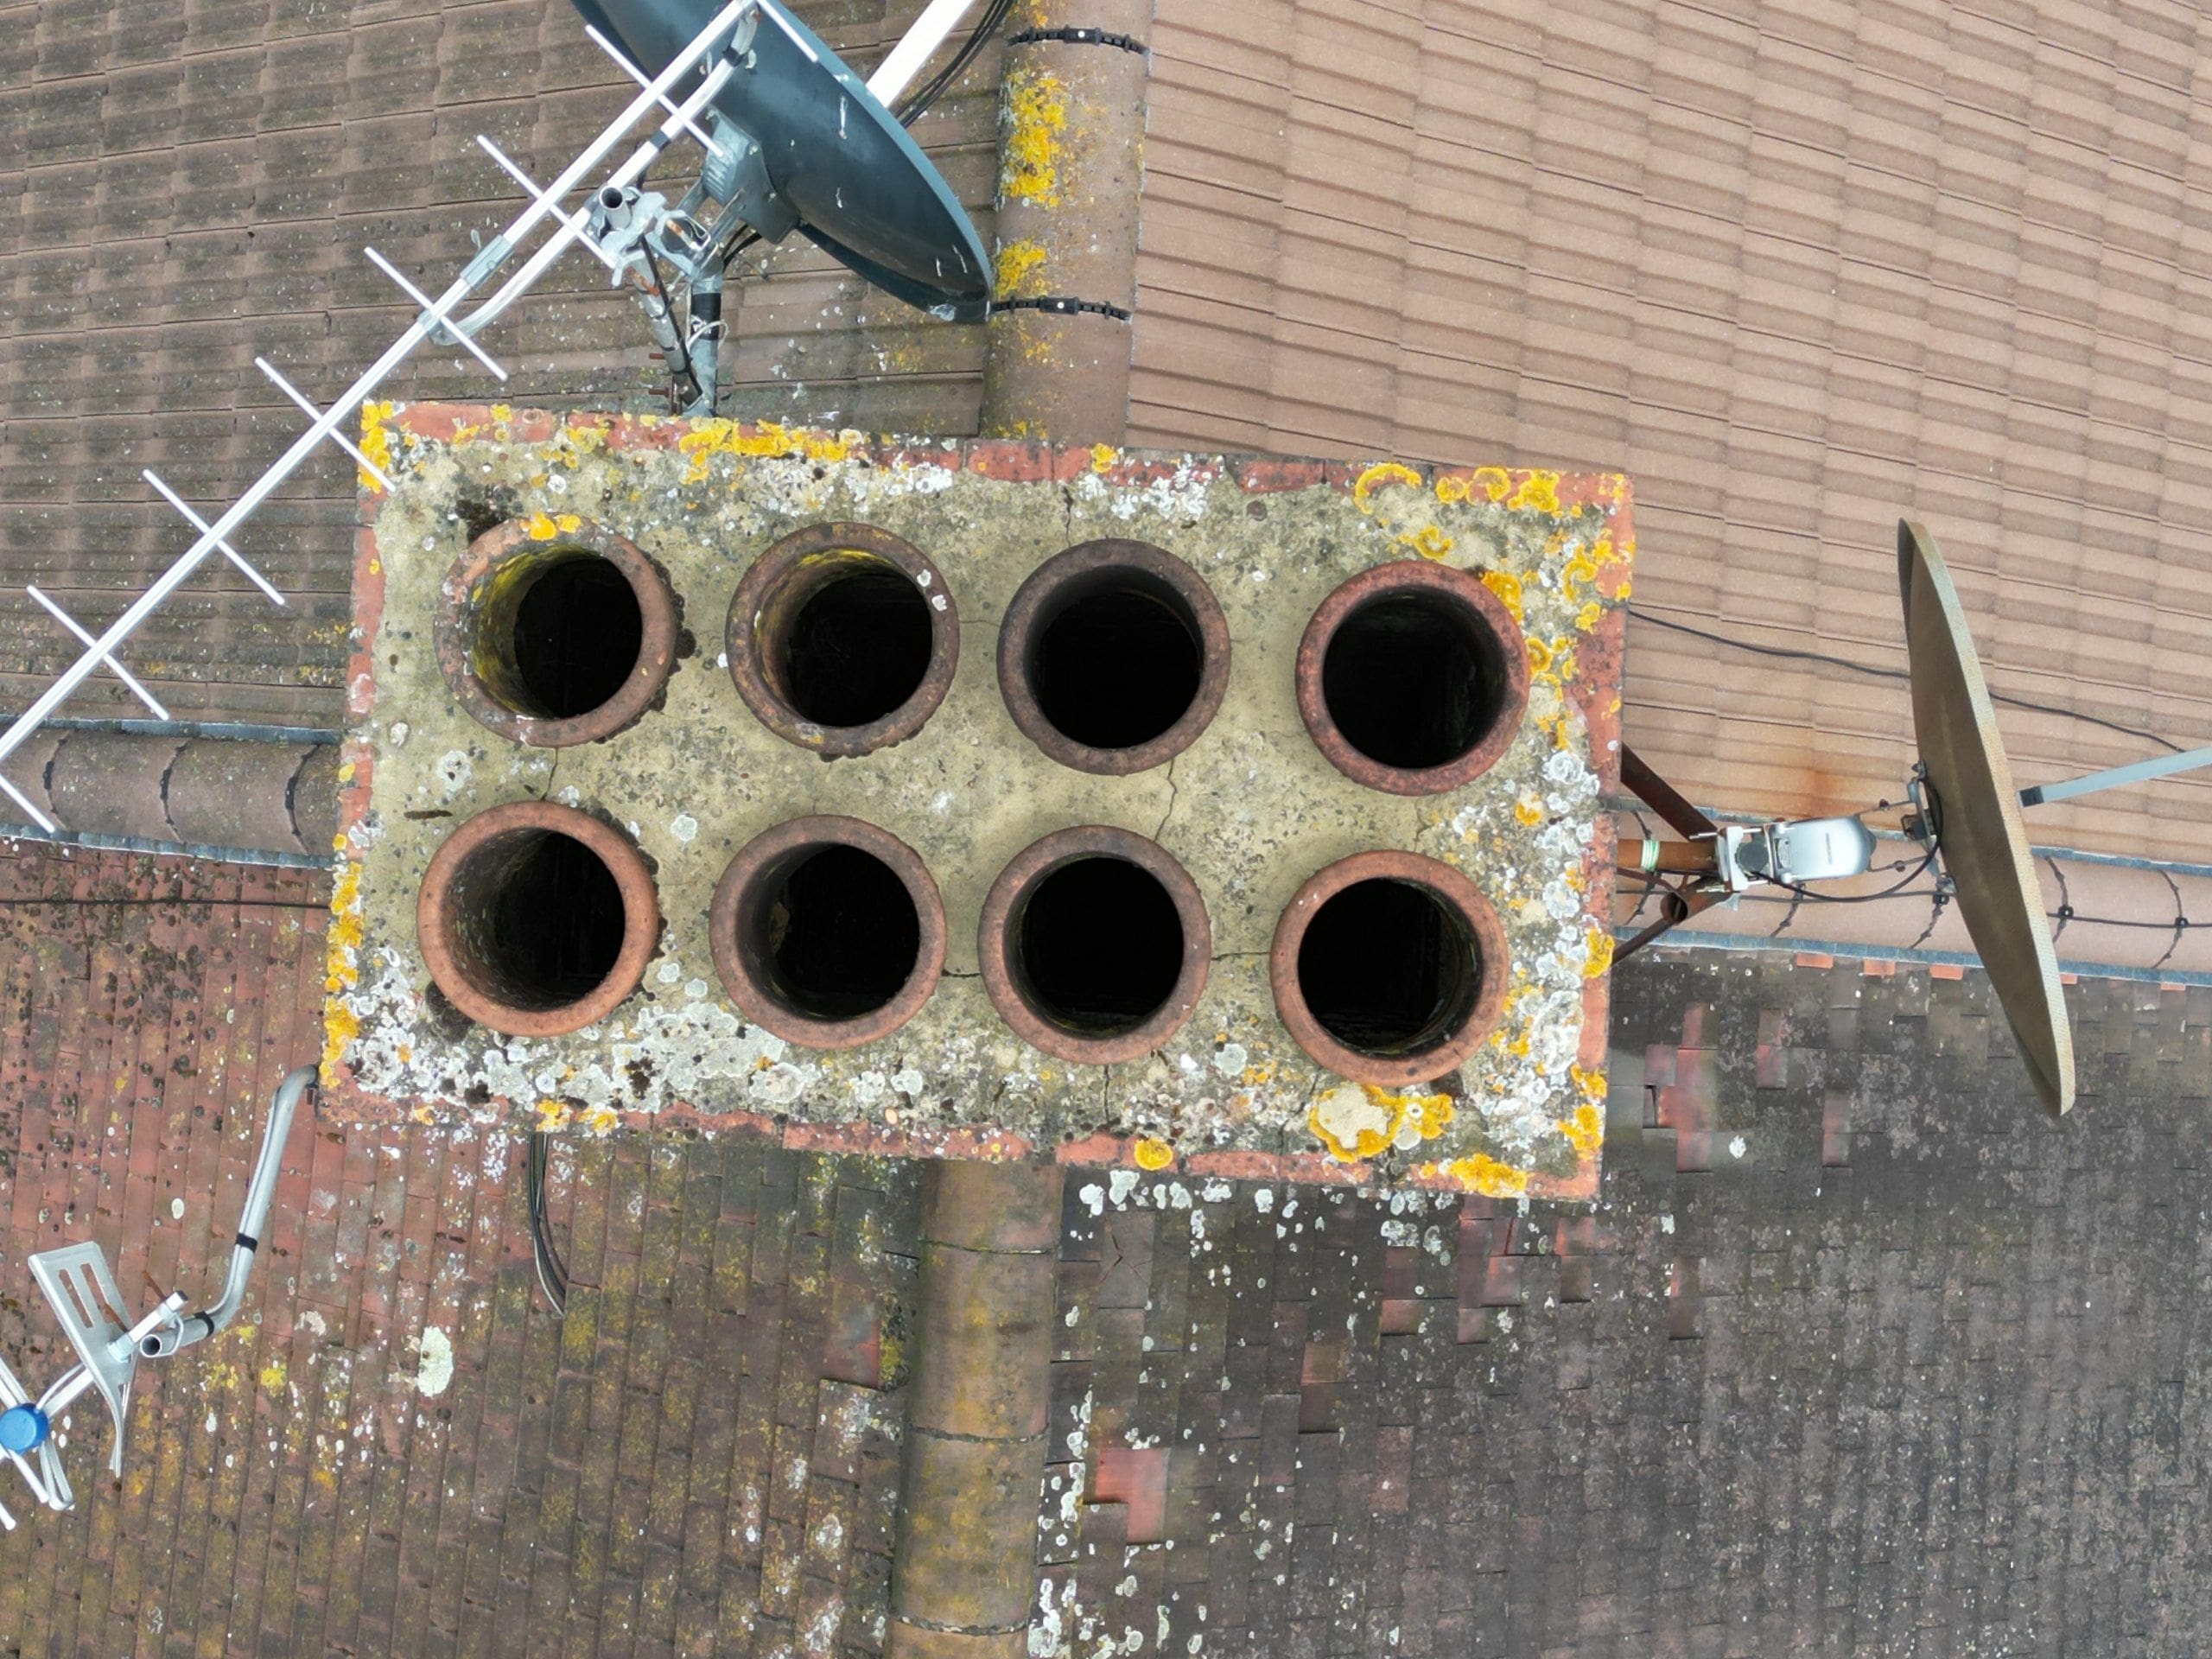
(780, 565, 933, 728)
(1030, 581, 1203, 750)
(482, 832, 627, 1008)
(1296, 877, 1477, 1054)
(511, 557, 644, 719)
(757, 843, 922, 1020)
(1016, 856, 1184, 1034)
(1320, 593, 1506, 771)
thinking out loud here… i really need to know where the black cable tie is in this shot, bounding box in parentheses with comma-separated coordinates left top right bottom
(988, 294, 1134, 321)
(236, 1230, 257, 1251)
(1008, 24, 1147, 53)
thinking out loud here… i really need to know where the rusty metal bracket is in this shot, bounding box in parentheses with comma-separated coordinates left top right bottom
(1620, 744, 1721, 845)
(1613, 744, 1726, 963)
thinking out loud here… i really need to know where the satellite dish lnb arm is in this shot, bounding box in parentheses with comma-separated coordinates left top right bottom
(2017, 740, 2212, 808)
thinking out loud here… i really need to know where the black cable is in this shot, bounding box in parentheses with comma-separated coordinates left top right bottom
(1771, 845, 1942, 904)
(642, 245, 705, 406)
(895, 0, 1017, 124)
(1628, 607, 2186, 755)
(2050, 908, 2194, 930)
(526, 1129, 570, 1316)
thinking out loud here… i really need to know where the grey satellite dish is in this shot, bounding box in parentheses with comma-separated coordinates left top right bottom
(1897, 520, 2074, 1115)
(1615, 519, 2088, 1117)
(569, 0, 989, 318)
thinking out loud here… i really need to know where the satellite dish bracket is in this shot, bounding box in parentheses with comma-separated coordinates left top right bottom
(1613, 744, 1882, 963)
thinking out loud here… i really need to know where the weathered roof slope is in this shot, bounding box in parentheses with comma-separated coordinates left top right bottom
(1131, 0, 2212, 862)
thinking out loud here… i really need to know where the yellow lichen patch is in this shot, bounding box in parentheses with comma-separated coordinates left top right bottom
(1584, 925, 1615, 979)
(258, 1357, 288, 1395)
(1405, 1090, 1455, 1138)
(321, 861, 365, 1081)
(554, 423, 607, 463)
(1090, 442, 1117, 473)
(1562, 556, 1599, 596)
(1400, 525, 1452, 561)
(358, 401, 394, 490)
(524, 511, 582, 541)
(1559, 1103, 1603, 1158)
(1352, 461, 1421, 505)
(1575, 600, 1603, 632)
(319, 1002, 359, 1087)
(1514, 792, 1544, 827)
(1470, 466, 1511, 502)
(1133, 1137, 1174, 1171)
(1000, 66, 1068, 205)
(325, 861, 362, 976)
(1440, 1152, 1530, 1197)
(1309, 1083, 1453, 1161)
(534, 1097, 572, 1133)
(1616, 576, 1633, 599)
(1509, 471, 1560, 512)
(582, 1103, 620, 1135)
(1527, 637, 1553, 675)
(676, 418, 851, 483)
(995, 237, 1049, 298)
(1480, 568, 1523, 622)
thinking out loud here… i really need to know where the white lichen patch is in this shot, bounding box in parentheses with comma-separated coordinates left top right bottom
(411, 1326, 454, 1397)
(1310, 1083, 1392, 1158)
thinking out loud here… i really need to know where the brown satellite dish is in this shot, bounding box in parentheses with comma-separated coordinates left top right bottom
(1897, 520, 2075, 1115)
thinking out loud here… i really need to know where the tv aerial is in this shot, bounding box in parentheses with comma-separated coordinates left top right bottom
(1612, 518, 2212, 1118)
(0, 0, 993, 833)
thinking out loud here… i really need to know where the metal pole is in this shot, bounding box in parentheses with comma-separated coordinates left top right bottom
(2018, 741, 2212, 807)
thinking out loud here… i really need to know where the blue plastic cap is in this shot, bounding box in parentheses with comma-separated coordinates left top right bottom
(0, 1403, 47, 1454)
